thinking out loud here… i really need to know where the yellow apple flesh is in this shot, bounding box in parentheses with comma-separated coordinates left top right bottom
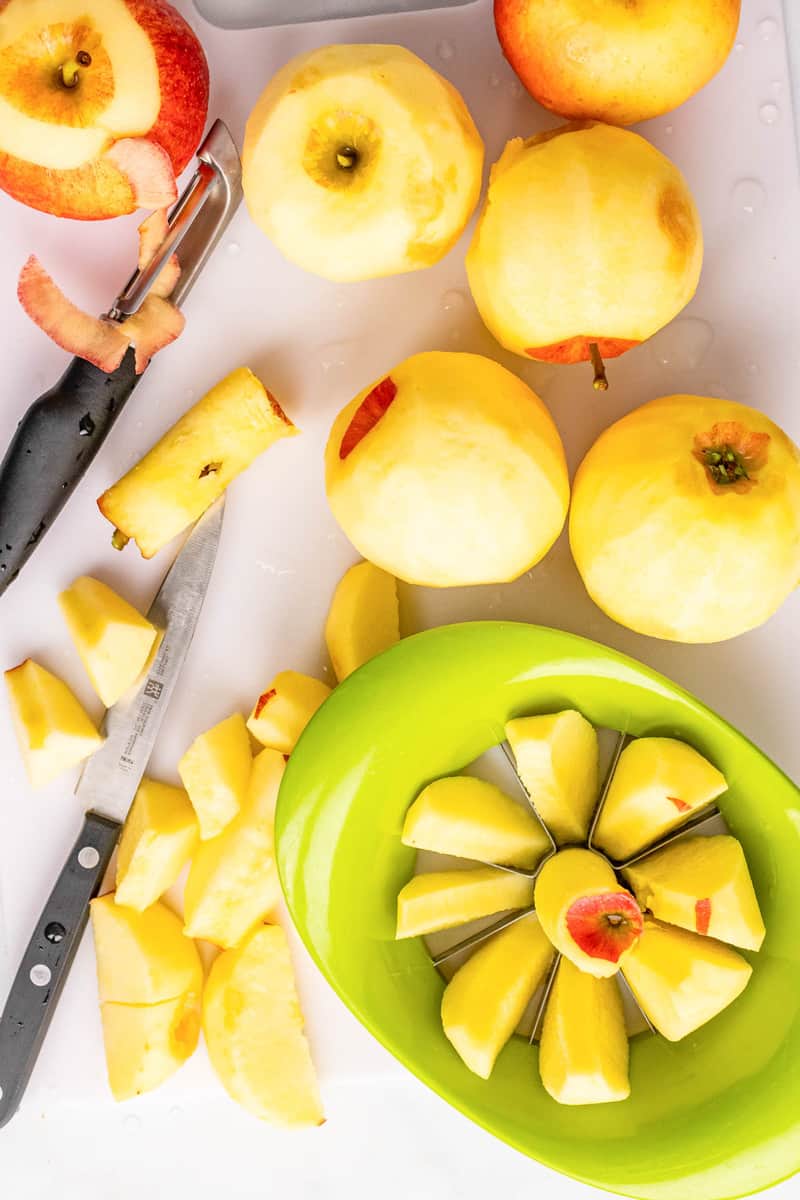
(396, 867, 535, 939)
(100, 992, 200, 1102)
(115, 778, 199, 912)
(246, 671, 331, 754)
(58, 575, 157, 708)
(90, 895, 202, 1005)
(5, 659, 103, 788)
(178, 713, 252, 841)
(325, 560, 399, 681)
(505, 710, 598, 843)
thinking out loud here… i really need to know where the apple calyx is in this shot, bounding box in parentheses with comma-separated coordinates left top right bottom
(693, 421, 771, 494)
(339, 377, 398, 460)
(565, 890, 644, 963)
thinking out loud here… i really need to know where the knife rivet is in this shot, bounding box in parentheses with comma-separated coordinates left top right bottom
(77, 846, 100, 870)
(44, 922, 66, 944)
(29, 964, 51, 988)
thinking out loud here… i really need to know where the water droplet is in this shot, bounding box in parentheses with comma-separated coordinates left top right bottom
(333, 290, 347, 310)
(771, 79, 782, 94)
(123, 1114, 141, 1133)
(436, 39, 455, 62)
(509, 79, 523, 98)
(488, 72, 501, 88)
(227, 241, 241, 257)
(78, 413, 95, 437)
(731, 178, 766, 215)
(745, 361, 759, 376)
(168, 1106, 183, 1119)
(320, 342, 350, 373)
(664, 125, 673, 135)
(758, 17, 778, 38)
(649, 317, 714, 370)
(449, 328, 463, 344)
(734, 41, 744, 53)
(184, 390, 195, 402)
(759, 102, 779, 125)
(441, 289, 465, 313)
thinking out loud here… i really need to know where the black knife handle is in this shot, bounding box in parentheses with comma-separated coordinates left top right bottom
(0, 812, 120, 1128)
(0, 349, 140, 597)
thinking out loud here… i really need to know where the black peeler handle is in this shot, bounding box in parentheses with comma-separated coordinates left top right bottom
(0, 349, 140, 598)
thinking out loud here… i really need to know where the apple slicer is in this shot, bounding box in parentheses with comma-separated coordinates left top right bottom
(275, 622, 800, 1200)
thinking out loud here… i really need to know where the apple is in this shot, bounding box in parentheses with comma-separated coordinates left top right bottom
(246, 671, 331, 754)
(0, 0, 208, 219)
(4, 658, 103, 788)
(242, 44, 483, 282)
(539, 958, 630, 1105)
(624, 835, 765, 952)
(98, 367, 298, 558)
(325, 352, 569, 587)
(178, 713, 252, 841)
(465, 124, 702, 384)
(495, 0, 741, 127)
(441, 913, 553, 1079)
(90, 894, 202, 1005)
(115, 778, 199, 912)
(203, 924, 324, 1127)
(100, 992, 200, 1102)
(401, 776, 550, 871)
(570, 395, 800, 641)
(325, 560, 399, 681)
(396, 867, 535, 939)
(534, 848, 643, 976)
(622, 917, 752, 1041)
(58, 576, 158, 708)
(505, 710, 598, 844)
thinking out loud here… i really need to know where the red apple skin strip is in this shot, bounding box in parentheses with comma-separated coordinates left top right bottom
(695, 897, 712, 935)
(137, 209, 181, 298)
(668, 795, 692, 813)
(17, 255, 129, 373)
(105, 138, 178, 210)
(123, 295, 186, 374)
(566, 891, 644, 963)
(339, 377, 398, 460)
(254, 689, 277, 719)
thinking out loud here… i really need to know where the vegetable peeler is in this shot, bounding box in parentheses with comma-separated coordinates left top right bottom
(0, 119, 242, 600)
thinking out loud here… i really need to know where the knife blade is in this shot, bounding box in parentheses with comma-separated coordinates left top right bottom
(0, 496, 224, 1128)
(0, 119, 242, 600)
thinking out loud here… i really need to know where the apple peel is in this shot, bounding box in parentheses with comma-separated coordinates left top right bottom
(339, 377, 398, 460)
(18, 255, 129, 374)
(105, 139, 178, 211)
(566, 891, 644, 964)
(123, 295, 186, 375)
(137, 209, 181, 299)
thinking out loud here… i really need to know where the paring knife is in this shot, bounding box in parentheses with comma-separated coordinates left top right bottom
(0, 119, 242, 599)
(0, 497, 224, 1129)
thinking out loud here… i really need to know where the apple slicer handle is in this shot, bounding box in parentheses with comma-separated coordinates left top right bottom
(0, 812, 121, 1129)
(0, 349, 141, 600)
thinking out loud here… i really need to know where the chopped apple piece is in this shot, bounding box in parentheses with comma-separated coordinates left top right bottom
(624, 835, 765, 951)
(4, 659, 103, 788)
(396, 867, 535, 939)
(593, 737, 727, 862)
(402, 776, 549, 870)
(98, 367, 298, 558)
(622, 917, 752, 1041)
(58, 576, 158, 708)
(90, 895, 202, 1005)
(505, 710, 598, 843)
(183, 748, 283, 948)
(100, 992, 200, 1102)
(441, 913, 553, 1078)
(325, 560, 400, 681)
(178, 713, 252, 840)
(203, 924, 323, 1126)
(115, 778, 199, 912)
(104, 137, 178, 210)
(534, 848, 642, 977)
(18, 255, 129, 373)
(539, 959, 630, 1105)
(246, 671, 331, 754)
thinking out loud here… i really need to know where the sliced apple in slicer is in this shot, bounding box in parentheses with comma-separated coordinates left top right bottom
(246, 671, 331, 754)
(539, 958, 630, 1106)
(441, 913, 554, 1079)
(593, 737, 727, 862)
(325, 560, 400, 681)
(4, 659, 103, 788)
(100, 992, 201, 1103)
(402, 776, 550, 870)
(396, 867, 535, 939)
(504, 710, 598, 844)
(622, 917, 752, 1042)
(90, 896, 202, 1006)
(624, 835, 765, 951)
(115, 778, 199, 912)
(178, 713, 252, 841)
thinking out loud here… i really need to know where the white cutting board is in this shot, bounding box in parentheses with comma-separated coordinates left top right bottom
(0, 2, 798, 1196)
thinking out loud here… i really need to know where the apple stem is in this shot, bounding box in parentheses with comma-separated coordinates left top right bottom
(59, 51, 92, 89)
(589, 343, 608, 392)
(111, 529, 130, 552)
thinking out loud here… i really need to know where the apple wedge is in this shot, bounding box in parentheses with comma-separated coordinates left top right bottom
(90, 895, 202, 1005)
(5, 659, 103, 788)
(58, 576, 158, 708)
(183, 748, 283, 948)
(100, 992, 200, 1102)
(246, 671, 331, 754)
(396, 867, 535, 939)
(402, 776, 550, 870)
(505, 710, 598, 843)
(178, 713, 252, 841)
(325, 560, 400, 681)
(115, 779, 199, 912)
(204, 924, 323, 1126)
(441, 913, 553, 1078)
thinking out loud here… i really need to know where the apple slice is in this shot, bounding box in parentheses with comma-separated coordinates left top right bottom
(593, 737, 727, 862)
(402, 776, 550, 870)
(5, 659, 103, 788)
(505, 710, 598, 843)
(534, 848, 643, 977)
(17, 255, 129, 373)
(441, 913, 553, 1078)
(100, 992, 200, 1102)
(90, 895, 202, 1005)
(104, 138, 178, 210)
(58, 576, 158, 708)
(325, 560, 400, 681)
(246, 671, 331, 754)
(624, 835, 765, 951)
(622, 917, 752, 1041)
(539, 958, 630, 1105)
(183, 748, 283, 949)
(203, 924, 323, 1126)
(396, 867, 535, 939)
(178, 713, 252, 841)
(115, 778, 199, 912)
